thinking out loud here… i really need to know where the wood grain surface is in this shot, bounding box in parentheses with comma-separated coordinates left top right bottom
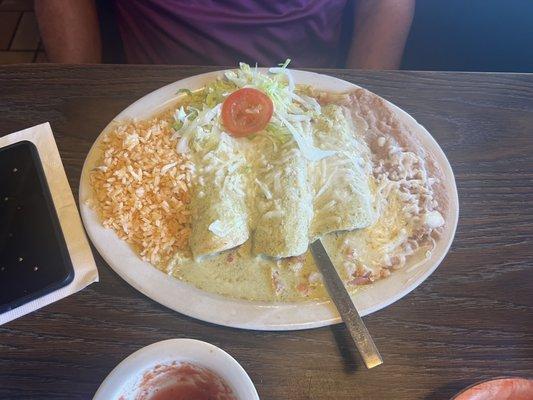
(0, 65, 532, 400)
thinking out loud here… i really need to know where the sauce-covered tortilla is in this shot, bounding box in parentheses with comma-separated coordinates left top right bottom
(251, 140, 312, 258)
(189, 133, 249, 259)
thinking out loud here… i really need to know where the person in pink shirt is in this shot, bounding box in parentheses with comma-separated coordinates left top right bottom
(35, 0, 415, 69)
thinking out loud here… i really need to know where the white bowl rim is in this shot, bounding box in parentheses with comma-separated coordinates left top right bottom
(92, 338, 259, 400)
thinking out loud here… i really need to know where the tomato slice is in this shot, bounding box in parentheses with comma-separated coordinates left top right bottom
(221, 88, 273, 137)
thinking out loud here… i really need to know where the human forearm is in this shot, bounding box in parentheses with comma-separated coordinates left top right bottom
(35, 0, 102, 63)
(347, 0, 415, 70)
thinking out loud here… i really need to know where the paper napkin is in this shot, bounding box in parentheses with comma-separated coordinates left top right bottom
(0, 123, 98, 325)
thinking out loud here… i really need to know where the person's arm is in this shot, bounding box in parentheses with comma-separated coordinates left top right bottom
(35, 0, 102, 63)
(346, 0, 415, 70)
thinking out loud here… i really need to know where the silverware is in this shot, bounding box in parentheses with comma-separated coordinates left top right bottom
(310, 239, 383, 369)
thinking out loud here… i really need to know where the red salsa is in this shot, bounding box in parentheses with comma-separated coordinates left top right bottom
(134, 362, 237, 400)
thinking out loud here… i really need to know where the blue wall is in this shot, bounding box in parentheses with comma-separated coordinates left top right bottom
(402, 0, 533, 72)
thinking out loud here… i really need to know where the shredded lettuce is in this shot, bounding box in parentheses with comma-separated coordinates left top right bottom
(172, 60, 335, 161)
(265, 123, 291, 144)
(204, 79, 237, 108)
(176, 88, 193, 97)
(174, 106, 187, 122)
(275, 112, 335, 161)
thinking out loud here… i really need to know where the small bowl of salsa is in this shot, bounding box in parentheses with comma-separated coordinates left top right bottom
(93, 339, 259, 400)
(451, 377, 533, 400)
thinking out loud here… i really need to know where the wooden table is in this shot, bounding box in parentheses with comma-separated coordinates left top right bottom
(0, 65, 532, 400)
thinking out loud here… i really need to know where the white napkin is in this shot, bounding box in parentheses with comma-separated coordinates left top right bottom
(0, 123, 99, 325)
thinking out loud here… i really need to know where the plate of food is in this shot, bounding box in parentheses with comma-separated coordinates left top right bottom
(79, 62, 458, 330)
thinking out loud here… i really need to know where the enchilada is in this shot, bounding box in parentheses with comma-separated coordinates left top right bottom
(189, 134, 250, 259)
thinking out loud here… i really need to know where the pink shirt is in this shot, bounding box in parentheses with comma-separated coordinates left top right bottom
(113, 0, 351, 67)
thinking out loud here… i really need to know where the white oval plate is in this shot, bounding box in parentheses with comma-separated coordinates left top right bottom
(79, 69, 459, 330)
(93, 339, 259, 400)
